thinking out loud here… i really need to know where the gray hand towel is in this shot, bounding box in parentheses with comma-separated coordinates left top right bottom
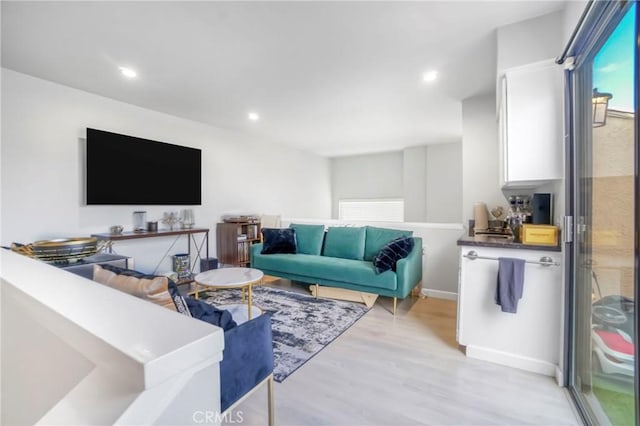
(495, 257, 526, 313)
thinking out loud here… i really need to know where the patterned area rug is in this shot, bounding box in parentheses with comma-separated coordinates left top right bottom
(203, 285, 370, 382)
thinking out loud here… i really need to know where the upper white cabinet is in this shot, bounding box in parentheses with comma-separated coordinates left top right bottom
(499, 59, 563, 187)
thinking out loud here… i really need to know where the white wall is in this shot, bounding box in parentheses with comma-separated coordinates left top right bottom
(461, 93, 504, 225)
(331, 145, 464, 224)
(1, 69, 331, 272)
(426, 142, 462, 223)
(497, 11, 564, 74)
(461, 12, 567, 230)
(496, 8, 572, 228)
(403, 146, 427, 222)
(562, 1, 589, 48)
(330, 151, 404, 219)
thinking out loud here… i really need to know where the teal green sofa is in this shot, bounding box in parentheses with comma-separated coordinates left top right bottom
(250, 225, 422, 313)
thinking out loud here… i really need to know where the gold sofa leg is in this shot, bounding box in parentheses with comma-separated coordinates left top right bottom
(268, 374, 275, 426)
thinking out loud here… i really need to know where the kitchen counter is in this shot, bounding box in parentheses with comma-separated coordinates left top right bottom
(457, 234, 561, 252)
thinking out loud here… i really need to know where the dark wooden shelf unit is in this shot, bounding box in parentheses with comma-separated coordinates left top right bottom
(216, 221, 261, 267)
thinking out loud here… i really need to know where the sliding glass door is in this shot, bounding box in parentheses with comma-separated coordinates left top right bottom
(565, 2, 638, 425)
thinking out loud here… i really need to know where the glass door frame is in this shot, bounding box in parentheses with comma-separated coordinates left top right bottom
(560, 1, 639, 424)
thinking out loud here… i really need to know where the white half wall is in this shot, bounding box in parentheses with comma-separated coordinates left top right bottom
(1, 250, 224, 425)
(1, 69, 331, 273)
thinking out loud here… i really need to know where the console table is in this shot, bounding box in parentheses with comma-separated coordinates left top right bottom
(91, 228, 209, 283)
(56, 253, 133, 280)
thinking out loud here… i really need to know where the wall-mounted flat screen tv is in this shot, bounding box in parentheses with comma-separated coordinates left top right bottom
(86, 128, 202, 205)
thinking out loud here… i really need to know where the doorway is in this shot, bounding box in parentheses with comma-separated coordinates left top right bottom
(564, 2, 638, 424)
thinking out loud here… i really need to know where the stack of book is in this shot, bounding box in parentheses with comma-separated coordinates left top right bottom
(246, 225, 258, 240)
(237, 241, 250, 263)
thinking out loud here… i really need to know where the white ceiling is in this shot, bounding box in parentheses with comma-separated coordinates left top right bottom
(1, 1, 566, 157)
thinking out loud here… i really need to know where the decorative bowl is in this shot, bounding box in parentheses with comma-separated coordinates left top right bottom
(31, 237, 99, 262)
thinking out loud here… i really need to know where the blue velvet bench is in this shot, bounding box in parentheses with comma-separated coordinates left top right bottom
(83, 264, 275, 424)
(218, 311, 274, 421)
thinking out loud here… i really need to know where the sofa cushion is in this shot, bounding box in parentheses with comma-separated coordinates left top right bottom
(373, 236, 415, 274)
(99, 264, 191, 314)
(289, 223, 324, 255)
(261, 228, 297, 254)
(252, 252, 397, 290)
(93, 264, 177, 311)
(323, 226, 365, 260)
(364, 226, 414, 261)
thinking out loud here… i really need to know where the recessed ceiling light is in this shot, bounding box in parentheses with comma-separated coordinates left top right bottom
(248, 112, 260, 121)
(422, 70, 438, 83)
(119, 66, 137, 78)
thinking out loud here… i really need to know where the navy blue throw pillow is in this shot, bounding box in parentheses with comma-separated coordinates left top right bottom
(373, 236, 414, 274)
(185, 297, 237, 331)
(261, 228, 297, 254)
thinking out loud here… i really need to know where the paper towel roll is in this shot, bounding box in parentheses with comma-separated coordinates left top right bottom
(474, 202, 489, 232)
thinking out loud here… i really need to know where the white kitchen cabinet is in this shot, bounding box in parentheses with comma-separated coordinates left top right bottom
(457, 246, 563, 379)
(499, 59, 564, 187)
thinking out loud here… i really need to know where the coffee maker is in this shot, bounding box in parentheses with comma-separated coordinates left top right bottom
(506, 195, 532, 242)
(531, 193, 552, 224)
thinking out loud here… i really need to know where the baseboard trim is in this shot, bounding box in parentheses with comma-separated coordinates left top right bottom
(465, 345, 557, 377)
(555, 365, 564, 387)
(421, 288, 458, 301)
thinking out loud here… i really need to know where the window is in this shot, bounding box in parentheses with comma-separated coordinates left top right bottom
(338, 199, 404, 222)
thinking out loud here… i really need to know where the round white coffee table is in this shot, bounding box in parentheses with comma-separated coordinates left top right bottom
(193, 267, 264, 319)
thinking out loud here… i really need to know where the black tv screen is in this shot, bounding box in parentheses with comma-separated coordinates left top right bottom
(86, 128, 202, 205)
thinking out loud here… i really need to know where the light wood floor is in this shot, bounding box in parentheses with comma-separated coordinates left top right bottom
(224, 280, 580, 426)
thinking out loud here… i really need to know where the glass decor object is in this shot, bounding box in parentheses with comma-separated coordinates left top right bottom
(133, 211, 147, 232)
(161, 211, 180, 230)
(180, 209, 195, 229)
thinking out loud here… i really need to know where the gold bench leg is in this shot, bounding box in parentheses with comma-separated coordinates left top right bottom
(268, 374, 275, 426)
